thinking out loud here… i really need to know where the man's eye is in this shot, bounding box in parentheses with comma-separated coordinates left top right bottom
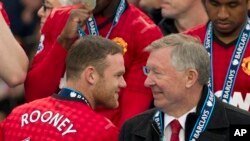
(152, 70, 161, 74)
(210, 1, 219, 6)
(228, 3, 238, 8)
(143, 66, 150, 75)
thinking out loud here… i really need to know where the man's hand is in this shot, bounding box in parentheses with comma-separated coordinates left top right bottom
(58, 5, 91, 50)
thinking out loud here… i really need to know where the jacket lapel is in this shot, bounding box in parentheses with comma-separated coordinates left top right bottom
(131, 119, 160, 141)
(130, 109, 161, 141)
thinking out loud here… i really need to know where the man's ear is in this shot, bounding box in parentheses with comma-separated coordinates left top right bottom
(185, 69, 198, 88)
(84, 66, 98, 85)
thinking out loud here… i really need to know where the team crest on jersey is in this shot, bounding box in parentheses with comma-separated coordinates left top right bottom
(36, 34, 45, 55)
(241, 56, 250, 75)
(112, 37, 128, 54)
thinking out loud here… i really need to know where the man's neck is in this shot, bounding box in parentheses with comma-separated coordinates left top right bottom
(164, 97, 201, 118)
(162, 86, 202, 118)
(66, 81, 95, 109)
(96, 0, 120, 18)
(213, 21, 246, 44)
(175, 3, 208, 32)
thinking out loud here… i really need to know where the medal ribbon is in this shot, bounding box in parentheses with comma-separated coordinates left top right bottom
(78, 0, 126, 38)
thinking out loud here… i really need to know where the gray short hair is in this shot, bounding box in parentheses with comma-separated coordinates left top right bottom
(145, 33, 210, 85)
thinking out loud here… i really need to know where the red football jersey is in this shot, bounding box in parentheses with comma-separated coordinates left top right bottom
(25, 4, 163, 127)
(1, 96, 119, 141)
(185, 24, 250, 111)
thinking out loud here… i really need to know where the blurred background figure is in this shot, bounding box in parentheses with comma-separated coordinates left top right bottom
(128, 0, 162, 24)
(127, 0, 139, 5)
(2, 0, 42, 60)
(138, 0, 162, 24)
(159, 0, 208, 35)
(37, 0, 61, 28)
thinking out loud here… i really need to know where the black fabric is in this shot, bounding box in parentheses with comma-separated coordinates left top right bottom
(158, 18, 178, 35)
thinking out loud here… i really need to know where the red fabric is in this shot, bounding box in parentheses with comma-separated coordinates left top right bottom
(185, 24, 250, 111)
(170, 120, 181, 141)
(24, 4, 163, 128)
(0, 97, 119, 141)
(0, 2, 10, 25)
(0, 126, 3, 141)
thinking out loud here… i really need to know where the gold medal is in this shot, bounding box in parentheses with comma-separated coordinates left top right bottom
(81, 0, 96, 10)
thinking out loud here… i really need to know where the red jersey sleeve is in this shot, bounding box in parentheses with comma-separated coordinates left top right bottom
(25, 41, 67, 101)
(24, 6, 73, 102)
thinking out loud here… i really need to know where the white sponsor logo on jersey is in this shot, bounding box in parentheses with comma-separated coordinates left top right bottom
(36, 34, 45, 55)
(215, 90, 250, 111)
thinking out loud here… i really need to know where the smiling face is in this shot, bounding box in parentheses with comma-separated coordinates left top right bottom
(92, 53, 126, 109)
(37, 0, 62, 28)
(204, 0, 248, 37)
(144, 47, 188, 113)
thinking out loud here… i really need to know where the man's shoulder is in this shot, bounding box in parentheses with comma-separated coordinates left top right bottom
(182, 24, 207, 43)
(124, 108, 157, 125)
(124, 4, 160, 30)
(224, 103, 250, 122)
(184, 24, 207, 37)
(120, 108, 158, 138)
(216, 99, 250, 123)
(9, 97, 53, 113)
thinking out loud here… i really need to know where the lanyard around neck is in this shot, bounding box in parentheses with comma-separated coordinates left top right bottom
(78, 0, 126, 38)
(204, 19, 250, 103)
(58, 87, 91, 107)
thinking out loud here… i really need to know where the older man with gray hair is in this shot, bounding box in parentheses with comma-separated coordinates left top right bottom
(120, 33, 250, 141)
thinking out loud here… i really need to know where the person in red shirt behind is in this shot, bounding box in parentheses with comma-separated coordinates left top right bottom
(25, 0, 163, 128)
(1, 35, 125, 141)
(185, 0, 250, 111)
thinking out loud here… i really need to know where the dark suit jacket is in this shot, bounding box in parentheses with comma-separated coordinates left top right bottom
(120, 86, 250, 141)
